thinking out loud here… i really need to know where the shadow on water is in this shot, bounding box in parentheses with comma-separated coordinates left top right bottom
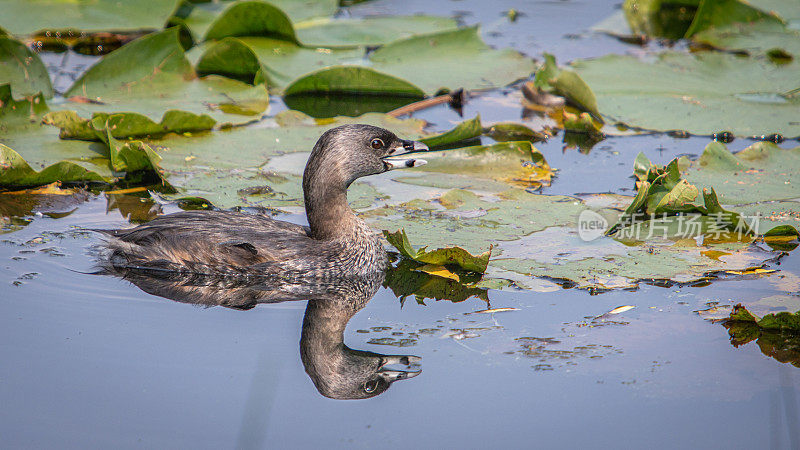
(98, 264, 421, 400)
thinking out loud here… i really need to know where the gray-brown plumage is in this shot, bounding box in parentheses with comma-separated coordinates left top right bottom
(98, 124, 428, 278)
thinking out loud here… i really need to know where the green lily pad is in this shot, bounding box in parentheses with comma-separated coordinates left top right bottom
(572, 51, 800, 137)
(363, 189, 584, 254)
(202, 0, 297, 42)
(0, 85, 113, 179)
(44, 110, 217, 140)
(200, 26, 534, 97)
(532, 53, 601, 120)
(384, 229, 491, 273)
(622, 0, 699, 39)
(180, 0, 338, 42)
(0, 37, 53, 99)
(368, 27, 536, 96)
(483, 122, 547, 142)
(197, 37, 363, 89)
(684, 0, 783, 37)
(63, 28, 269, 125)
(683, 141, 800, 204)
(283, 65, 425, 97)
(0, 144, 104, 187)
(492, 228, 774, 290)
(419, 115, 483, 148)
(294, 16, 459, 48)
(609, 145, 800, 236)
(694, 20, 800, 58)
(165, 169, 382, 210)
(0, 0, 182, 35)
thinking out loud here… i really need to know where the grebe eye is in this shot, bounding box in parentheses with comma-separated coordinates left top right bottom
(364, 380, 379, 393)
(370, 138, 384, 150)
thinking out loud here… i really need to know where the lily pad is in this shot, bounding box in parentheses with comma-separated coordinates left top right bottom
(63, 28, 269, 125)
(396, 141, 553, 190)
(419, 115, 483, 149)
(0, 37, 53, 99)
(283, 66, 425, 97)
(0, 144, 104, 187)
(0, 0, 182, 35)
(201, 0, 297, 42)
(608, 145, 800, 236)
(492, 228, 776, 290)
(384, 229, 491, 273)
(294, 16, 459, 48)
(693, 20, 800, 58)
(534, 53, 601, 120)
(0, 85, 113, 179)
(367, 27, 536, 96)
(683, 141, 800, 204)
(571, 51, 800, 137)
(44, 110, 217, 140)
(200, 26, 534, 97)
(619, 0, 785, 39)
(685, 0, 783, 37)
(180, 0, 338, 42)
(363, 189, 584, 254)
(196, 38, 364, 90)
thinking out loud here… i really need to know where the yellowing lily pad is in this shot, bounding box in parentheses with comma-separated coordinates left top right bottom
(384, 229, 491, 273)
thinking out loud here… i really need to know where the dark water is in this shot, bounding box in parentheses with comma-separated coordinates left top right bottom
(3, 0, 800, 448)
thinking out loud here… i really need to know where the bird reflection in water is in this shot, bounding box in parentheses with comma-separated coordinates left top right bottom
(101, 266, 421, 400)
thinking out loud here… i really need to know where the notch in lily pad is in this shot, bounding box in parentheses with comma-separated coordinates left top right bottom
(383, 229, 491, 273)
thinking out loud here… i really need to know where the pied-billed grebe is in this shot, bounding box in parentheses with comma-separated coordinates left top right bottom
(100, 125, 428, 277)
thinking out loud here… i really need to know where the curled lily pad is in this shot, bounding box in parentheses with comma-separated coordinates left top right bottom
(607, 149, 793, 236)
(533, 53, 601, 120)
(383, 229, 491, 273)
(419, 115, 483, 148)
(0, 144, 104, 187)
(44, 110, 217, 141)
(63, 28, 269, 125)
(484, 122, 547, 142)
(0, 85, 113, 179)
(0, 37, 53, 99)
